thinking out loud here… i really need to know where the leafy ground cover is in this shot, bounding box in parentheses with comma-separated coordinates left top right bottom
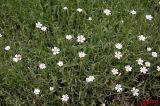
(0, 0, 160, 106)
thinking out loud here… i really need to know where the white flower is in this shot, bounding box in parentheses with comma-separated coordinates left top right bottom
(146, 15, 153, 20)
(111, 68, 119, 75)
(103, 9, 111, 15)
(145, 61, 150, 67)
(77, 35, 85, 43)
(35, 22, 42, 28)
(125, 65, 132, 72)
(130, 10, 136, 14)
(39, 63, 46, 69)
(61, 94, 69, 102)
(13, 54, 22, 62)
(0, 33, 2, 37)
(57, 61, 64, 67)
(86, 76, 95, 82)
(147, 47, 152, 52)
(138, 35, 146, 41)
(52, 47, 60, 55)
(13, 57, 18, 62)
(101, 103, 106, 106)
(121, 20, 124, 23)
(77, 8, 83, 12)
(157, 66, 160, 71)
(63, 7, 68, 10)
(34, 88, 40, 95)
(151, 52, 158, 57)
(140, 66, 148, 74)
(5, 46, 11, 51)
(115, 84, 123, 92)
(114, 51, 123, 59)
(65, 35, 73, 40)
(115, 43, 123, 49)
(41, 26, 47, 31)
(78, 51, 86, 58)
(49, 87, 54, 91)
(136, 58, 144, 65)
(88, 17, 92, 20)
(131, 87, 139, 96)
(15, 54, 22, 60)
